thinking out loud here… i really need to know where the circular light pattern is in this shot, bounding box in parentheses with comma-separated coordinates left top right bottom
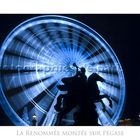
(0, 15, 125, 126)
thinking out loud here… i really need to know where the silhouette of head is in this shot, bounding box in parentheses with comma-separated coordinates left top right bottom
(81, 67, 86, 74)
(73, 63, 77, 67)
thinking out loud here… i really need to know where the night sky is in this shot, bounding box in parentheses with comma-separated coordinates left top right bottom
(0, 14, 140, 125)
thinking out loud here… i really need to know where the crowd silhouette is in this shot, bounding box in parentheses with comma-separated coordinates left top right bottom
(54, 63, 112, 126)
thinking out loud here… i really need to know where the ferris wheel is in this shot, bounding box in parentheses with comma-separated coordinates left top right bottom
(0, 15, 125, 126)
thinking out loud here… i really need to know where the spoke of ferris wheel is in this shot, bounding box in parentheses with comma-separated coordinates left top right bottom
(41, 24, 69, 54)
(2, 54, 54, 71)
(9, 72, 65, 111)
(5, 43, 55, 66)
(15, 31, 59, 62)
(96, 102, 114, 126)
(6, 39, 36, 59)
(3, 71, 54, 90)
(42, 91, 64, 126)
(28, 85, 59, 125)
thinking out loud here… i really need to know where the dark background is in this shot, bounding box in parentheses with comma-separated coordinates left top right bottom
(0, 14, 140, 125)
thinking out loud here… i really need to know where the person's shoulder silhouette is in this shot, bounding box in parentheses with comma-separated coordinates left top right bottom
(79, 67, 87, 81)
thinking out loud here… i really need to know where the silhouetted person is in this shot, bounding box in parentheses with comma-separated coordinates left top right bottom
(54, 64, 112, 126)
(54, 63, 87, 125)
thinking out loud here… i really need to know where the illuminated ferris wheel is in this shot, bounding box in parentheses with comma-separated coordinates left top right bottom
(0, 15, 125, 126)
